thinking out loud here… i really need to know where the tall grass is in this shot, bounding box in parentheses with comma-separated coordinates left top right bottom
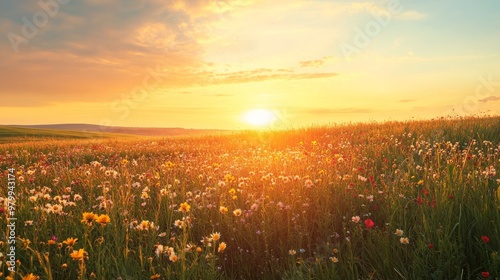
(0, 115, 499, 279)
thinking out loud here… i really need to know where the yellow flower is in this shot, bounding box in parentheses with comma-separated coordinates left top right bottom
(19, 238, 31, 248)
(47, 240, 56, 245)
(96, 214, 111, 226)
(81, 212, 97, 225)
(218, 242, 227, 253)
(22, 273, 39, 280)
(330, 257, 339, 263)
(233, 209, 242, 217)
(70, 249, 86, 261)
(138, 220, 151, 231)
(224, 174, 234, 182)
(219, 206, 228, 214)
(210, 232, 221, 242)
(150, 274, 161, 279)
(179, 202, 191, 213)
(62, 237, 78, 247)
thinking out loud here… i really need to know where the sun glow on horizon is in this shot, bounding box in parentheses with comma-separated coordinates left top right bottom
(243, 109, 277, 127)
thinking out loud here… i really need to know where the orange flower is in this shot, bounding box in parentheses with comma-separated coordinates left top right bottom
(70, 248, 86, 261)
(179, 202, 191, 213)
(96, 214, 111, 226)
(136, 220, 155, 231)
(210, 232, 221, 242)
(400, 237, 410, 244)
(218, 242, 227, 253)
(169, 253, 178, 262)
(219, 206, 228, 214)
(22, 273, 39, 280)
(62, 237, 78, 247)
(81, 212, 97, 225)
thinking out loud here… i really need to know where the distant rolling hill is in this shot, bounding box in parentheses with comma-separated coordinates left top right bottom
(0, 125, 132, 143)
(8, 124, 231, 137)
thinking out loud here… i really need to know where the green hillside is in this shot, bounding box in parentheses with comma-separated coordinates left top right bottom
(0, 125, 133, 143)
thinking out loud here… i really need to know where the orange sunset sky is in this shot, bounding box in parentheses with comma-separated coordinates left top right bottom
(1, 0, 500, 129)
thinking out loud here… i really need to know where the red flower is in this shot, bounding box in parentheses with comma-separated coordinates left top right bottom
(481, 271, 489, 278)
(428, 244, 434, 249)
(364, 219, 375, 230)
(415, 196, 423, 205)
(481, 236, 490, 243)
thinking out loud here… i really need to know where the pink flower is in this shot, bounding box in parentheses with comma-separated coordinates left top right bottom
(364, 219, 374, 230)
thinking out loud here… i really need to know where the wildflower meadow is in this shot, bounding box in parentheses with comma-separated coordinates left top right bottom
(1, 116, 500, 279)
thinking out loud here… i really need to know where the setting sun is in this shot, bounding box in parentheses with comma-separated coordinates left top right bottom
(243, 109, 277, 127)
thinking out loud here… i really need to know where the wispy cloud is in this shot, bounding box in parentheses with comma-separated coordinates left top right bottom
(347, 2, 426, 21)
(296, 108, 373, 115)
(395, 11, 427, 21)
(349, 2, 388, 15)
(299, 56, 335, 67)
(479, 96, 500, 103)
(205, 93, 234, 97)
(198, 68, 338, 85)
(399, 99, 417, 103)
